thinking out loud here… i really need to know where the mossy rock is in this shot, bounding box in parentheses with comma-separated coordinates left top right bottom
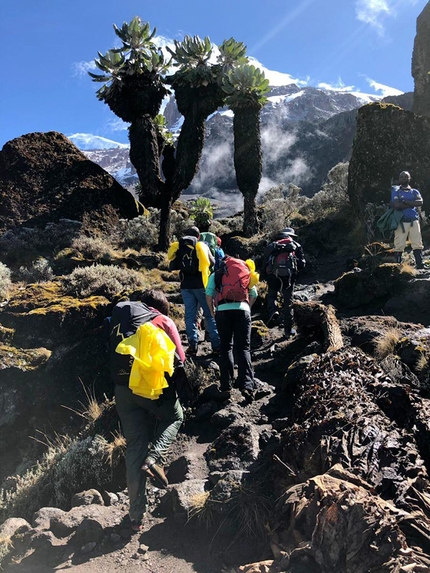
(251, 320, 270, 349)
(0, 324, 15, 343)
(0, 282, 110, 348)
(0, 345, 51, 371)
(334, 264, 412, 309)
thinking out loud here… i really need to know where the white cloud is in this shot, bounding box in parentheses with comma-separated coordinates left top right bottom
(105, 118, 129, 133)
(365, 77, 403, 96)
(355, 0, 420, 32)
(72, 60, 97, 77)
(317, 79, 357, 92)
(249, 57, 308, 87)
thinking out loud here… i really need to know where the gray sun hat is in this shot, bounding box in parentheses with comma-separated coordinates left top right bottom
(277, 227, 298, 238)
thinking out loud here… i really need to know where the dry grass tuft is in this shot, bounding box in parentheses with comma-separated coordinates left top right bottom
(0, 535, 14, 569)
(101, 429, 126, 467)
(415, 352, 428, 372)
(374, 328, 402, 359)
(62, 381, 106, 424)
(187, 491, 215, 527)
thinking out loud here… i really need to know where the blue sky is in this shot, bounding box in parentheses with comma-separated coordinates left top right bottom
(0, 0, 427, 148)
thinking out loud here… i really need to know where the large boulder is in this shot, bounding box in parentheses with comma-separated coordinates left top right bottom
(0, 132, 142, 233)
(412, 2, 430, 118)
(347, 103, 430, 211)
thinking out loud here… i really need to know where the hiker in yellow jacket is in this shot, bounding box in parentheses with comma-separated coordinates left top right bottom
(112, 289, 186, 532)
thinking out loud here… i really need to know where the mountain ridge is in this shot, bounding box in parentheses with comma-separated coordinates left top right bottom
(74, 85, 413, 203)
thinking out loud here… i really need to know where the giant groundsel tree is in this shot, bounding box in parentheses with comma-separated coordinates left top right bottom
(90, 18, 268, 248)
(222, 64, 269, 235)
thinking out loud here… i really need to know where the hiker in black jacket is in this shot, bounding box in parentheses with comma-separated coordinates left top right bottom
(168, 226, 220, 356)
(261, 227, 306, 338)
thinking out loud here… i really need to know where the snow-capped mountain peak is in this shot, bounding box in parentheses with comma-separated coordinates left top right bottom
(68, 133, 129, 151)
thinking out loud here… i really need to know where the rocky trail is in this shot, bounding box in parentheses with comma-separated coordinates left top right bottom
(2, 264, 430, 573)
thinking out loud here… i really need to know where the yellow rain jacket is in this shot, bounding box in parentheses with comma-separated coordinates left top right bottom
(167, 240, 211, 288)
(115, 322, 176, 400)
(245, 259, 260, 288)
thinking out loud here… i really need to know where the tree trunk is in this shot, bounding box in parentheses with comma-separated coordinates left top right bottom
(233, 106, 262, 237)
(158, 195, 173, 251)
(129, 116, 164, 208)
(294, 301, 344, 351)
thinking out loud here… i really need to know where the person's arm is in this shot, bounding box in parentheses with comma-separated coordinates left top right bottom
(205, 273, 216, 317)
(152, 315, 186, 363)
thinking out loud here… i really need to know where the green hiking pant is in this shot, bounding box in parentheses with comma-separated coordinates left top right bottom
(115, 383, 184, 523)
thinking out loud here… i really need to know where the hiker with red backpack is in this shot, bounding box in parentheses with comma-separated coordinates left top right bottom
(108, 289, 189, 532)
(205, 256, 259, 403)
(168, 226, 220, 357)
(261, 228, 306, 338)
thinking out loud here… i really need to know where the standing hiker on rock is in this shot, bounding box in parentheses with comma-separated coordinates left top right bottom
(108, 289, 187, 532)
(261, 227, 306, 338)
(205, 256, 259, 403)
(168, 226, 220, 357)
(390, 171, 424, 269)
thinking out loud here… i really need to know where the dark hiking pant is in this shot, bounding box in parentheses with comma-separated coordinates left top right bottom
(266, 275, 295, 333)
(115, 384, 183, 523)
(215, 309, 254, 392)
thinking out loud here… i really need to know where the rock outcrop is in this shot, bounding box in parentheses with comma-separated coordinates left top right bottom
(412, 2, 430, 118)
(347, 103, 430, 210)
(0, 132, 142, 233)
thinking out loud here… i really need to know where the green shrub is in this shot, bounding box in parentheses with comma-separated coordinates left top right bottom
(70, 236, 114, 259)
(115, 211, 159, 250)
(62, 264, 147, 298)
(16, 257, 54, 283)
(0, 263, 12, 300)
(0, 221, 82, 264)
(259, 184, 307, 234)
(0, 435, 116, 521)
(300, 162, 349, 220)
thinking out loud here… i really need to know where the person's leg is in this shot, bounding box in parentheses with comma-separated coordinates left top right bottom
(232, 310, 254, 391)
(409, 221, 424, 268)
(141, 385, 184, 465)
(266, 277, 281, 323)
(115, 385, 149, 524)
(215, 310, 235, 390)
(194, 288, 220, 349)
(393, 224, 408, 259)
(281, 281, 295, 336)
(181, 289, 199, 346)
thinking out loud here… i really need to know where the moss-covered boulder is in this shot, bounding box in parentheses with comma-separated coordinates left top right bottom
(348, 103, 430, 211)
(334, 264, 413, 308)
(0, 282, 111, 348)
(412, 2, 430, 118)
(0, 132, 143, 233)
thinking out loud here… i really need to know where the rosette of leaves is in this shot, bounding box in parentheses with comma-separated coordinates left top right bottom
(89, 17, 170, 122)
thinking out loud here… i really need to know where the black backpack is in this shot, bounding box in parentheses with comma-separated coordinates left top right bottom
(178, 235, 200, 275)
(106, 301, 159, 386)
(266, 238, 298, 282)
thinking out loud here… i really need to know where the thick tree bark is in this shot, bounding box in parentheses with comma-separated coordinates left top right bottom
(233, 107, 262, 237)
(294, 300, 344, 351)
(129, 116, 164, 208)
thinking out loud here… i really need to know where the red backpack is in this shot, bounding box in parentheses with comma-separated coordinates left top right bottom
(214, 256, 250, 304)
(266, 238, 298, 281)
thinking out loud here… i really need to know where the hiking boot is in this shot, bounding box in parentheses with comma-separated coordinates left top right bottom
(186, 343, 198, 357)
(130, 519, 144, 532)
(241, 388, 255, 404)
(141, 460, 169, 489)
(284, 328, 296, 339)
(267, 311, 280, 327)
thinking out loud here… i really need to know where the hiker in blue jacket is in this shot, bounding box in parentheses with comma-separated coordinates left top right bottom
(390, 171, 424, 269)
